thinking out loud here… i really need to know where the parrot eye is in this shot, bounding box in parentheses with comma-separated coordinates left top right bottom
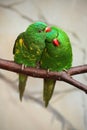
(38, 30, 43, 33)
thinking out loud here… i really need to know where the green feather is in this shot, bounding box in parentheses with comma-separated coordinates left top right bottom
(13, 22, 48, 100)
(43, 79, 56, 107)
(41, 26, 72, 71)
(40, 26, 73, 107)
(19, 74, 28, 101)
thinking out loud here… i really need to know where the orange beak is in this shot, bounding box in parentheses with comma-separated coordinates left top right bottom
(45, 27, 51, 32)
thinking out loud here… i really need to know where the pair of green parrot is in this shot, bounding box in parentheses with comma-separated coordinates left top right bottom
(13, 21, 72, 107)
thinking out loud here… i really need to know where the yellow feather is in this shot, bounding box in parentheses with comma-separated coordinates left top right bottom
(19, 38, 23, 47)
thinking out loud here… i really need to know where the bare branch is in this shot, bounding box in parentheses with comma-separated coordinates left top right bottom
(0, 58, 87, 93)
(67, 65, 87, 75)
(61, 72, 87, 93)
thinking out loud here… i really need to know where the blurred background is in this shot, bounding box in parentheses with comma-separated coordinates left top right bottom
(0, 0, 87, 130)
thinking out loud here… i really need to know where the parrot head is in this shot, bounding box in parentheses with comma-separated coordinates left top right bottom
(25, 22, 51, 44)
(45, 26, 60, 47)
(44, 26, 72, 57)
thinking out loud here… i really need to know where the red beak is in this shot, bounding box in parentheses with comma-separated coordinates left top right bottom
(53, 39, 60, 46)
(45, 27, 51, 32)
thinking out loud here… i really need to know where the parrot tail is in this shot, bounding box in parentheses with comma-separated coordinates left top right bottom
(43, 78, 56, 107)
(19, 73, 28, 101)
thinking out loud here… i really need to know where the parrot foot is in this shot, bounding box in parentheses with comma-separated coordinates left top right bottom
(46, 69, 50, 75)
(63, 69, 67, 73)
(36, 65, 39, 69)
(21, 64, 26, 70)
(47, 69, 50, 72)
(36, 61, 40, 69)
(63, 69, 71, 76)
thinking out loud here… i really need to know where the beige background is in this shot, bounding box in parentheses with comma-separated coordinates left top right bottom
(0, 0, 87, 130)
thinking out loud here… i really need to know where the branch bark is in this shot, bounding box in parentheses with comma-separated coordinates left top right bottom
(0, 58, 87, 93)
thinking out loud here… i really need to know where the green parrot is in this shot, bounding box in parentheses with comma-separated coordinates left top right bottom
(40, 26, 73, 107)
(13, 21, 49, 101)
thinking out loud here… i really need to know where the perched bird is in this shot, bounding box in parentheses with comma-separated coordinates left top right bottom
(40, 26, 73, 107)
(13, 21, 49, 101)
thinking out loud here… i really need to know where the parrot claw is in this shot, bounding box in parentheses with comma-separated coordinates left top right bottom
(21, 64, 26, 70)
(22, 64, 24, 70)
(63, 69, 67, 72)
(45, 69, 50, 75)
(63, 69, 71, 76)
(47, 69, 50, 72)
(36, 65, 40, 69)
(36, 61, 40, 69)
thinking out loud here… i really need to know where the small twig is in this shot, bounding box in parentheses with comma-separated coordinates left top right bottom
(0, 58, 87, 93)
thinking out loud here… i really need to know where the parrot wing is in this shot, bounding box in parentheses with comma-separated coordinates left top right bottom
(13, 32, 25, 54)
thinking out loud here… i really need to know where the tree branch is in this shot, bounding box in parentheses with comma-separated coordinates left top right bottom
(0, 58, 87, 93)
